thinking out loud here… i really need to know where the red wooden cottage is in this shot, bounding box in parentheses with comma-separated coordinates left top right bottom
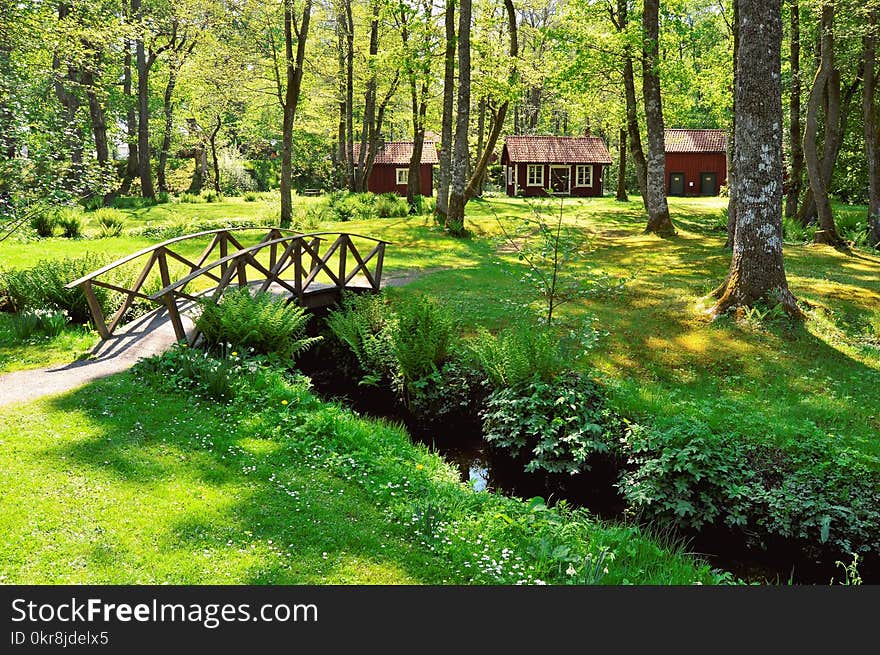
(664, 129, 727, 196)
(501, 135, 612, 197)
(352, 141, 438, 196)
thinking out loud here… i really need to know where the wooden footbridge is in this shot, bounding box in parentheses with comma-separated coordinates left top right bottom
(66, 227, 389, 345)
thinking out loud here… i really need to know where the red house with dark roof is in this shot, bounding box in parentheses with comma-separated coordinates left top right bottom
(352, 141, 437, 196)
(500, 135, 612, 197)
(664, 129, 727, 196)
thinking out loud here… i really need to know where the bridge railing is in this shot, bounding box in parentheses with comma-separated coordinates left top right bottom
(65, 227, 389, 342)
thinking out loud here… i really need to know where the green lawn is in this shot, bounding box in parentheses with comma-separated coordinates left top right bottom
(1, 192, 878, 583)
(0, 366, 721, 584)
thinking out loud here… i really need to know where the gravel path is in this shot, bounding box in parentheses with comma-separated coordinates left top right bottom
(0, 302, 197, 409)
(0, 271, 438, 409)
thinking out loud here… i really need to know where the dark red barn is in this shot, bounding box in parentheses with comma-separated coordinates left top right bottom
(664, 129, 727, 196)
(352, 141, 437, 196)
(500, 135, 612, 197)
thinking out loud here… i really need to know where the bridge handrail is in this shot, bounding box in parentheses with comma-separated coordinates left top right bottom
(64, 226, 306, 289)
(144, 231, 388, 301)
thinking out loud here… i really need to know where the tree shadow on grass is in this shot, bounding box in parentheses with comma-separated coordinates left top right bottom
(38, 381, 458, 584)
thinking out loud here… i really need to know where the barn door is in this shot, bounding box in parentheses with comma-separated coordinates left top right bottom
(700, 172, 717, 196)
(669, 173, 685, 196)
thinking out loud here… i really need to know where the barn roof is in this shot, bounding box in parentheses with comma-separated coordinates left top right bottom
(502, 136, 612, 164)
(664, 129, 727, 153)
(352, 141, 439, 165)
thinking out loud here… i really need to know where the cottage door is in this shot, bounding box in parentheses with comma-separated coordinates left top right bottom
(550, 166, 570, 194)
(700, 172, 717, 196)
(669, 173, 685, 196)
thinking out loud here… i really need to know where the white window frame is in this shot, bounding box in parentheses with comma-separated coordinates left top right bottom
(396, 168, 409, 185)
(508, 165, 516, 186)
(575, 165, 593, 187)
(526, 164, 544, 187)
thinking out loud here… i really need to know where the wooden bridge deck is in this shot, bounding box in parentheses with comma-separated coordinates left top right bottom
(66, 228, 390, 345)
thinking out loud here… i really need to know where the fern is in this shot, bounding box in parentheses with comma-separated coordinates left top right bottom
(325, 293, 397, 385)
(391, 296, 454, 384)
(196, 288, 320, 359)
(468, 324, 566, 389)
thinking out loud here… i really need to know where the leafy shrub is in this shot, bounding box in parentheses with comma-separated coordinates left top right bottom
(0, 254, 115, 324)
(110, 195, 156, 210)
(57, 210, 83, 238)
(243, 191, 259, 202)
(391, 295, 454, 386)
(782, 216, 815, 243)
(218, 148, 258, 195)
(375, 193, 409, 218)
(481, 372, 620, 475)
(180, 192, 203, 204)
(325, 292, 397, 385)
(30, 209, 56, 237)
(93, 208, 126, 238)
(10, 310, 41, 339)
(468, 324, 567, 389)
(196, 287, 320, 359)
(82, 195, 104, 211)
(134, 345, 237, 402)
(407, 357, 489, 429)
(618, 420, 880, 558)
(156, 191, 170, 204)
(201, 190, 223, 203)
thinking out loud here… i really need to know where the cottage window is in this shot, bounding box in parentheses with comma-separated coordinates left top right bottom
(396, 168, 409, 185)
(526, 164, 544, 187)
(575, 165, 593, 187)
(508, 166, 516, 186)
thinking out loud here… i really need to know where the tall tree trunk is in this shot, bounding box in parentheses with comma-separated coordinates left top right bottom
(53, 4, 83, 190)
(81, 68, 109, 172)
(355, 0, 380, 193)
(157, 66, 179, 193)
(402, 1, 431, 208)
(280, 0, 313, 227)
(463, 0, 516, 202)
(133, 0, 156, 199)
(210, 116, 221, 193)
(344, 0, 354, 190)
(713, 0, 799, 316)
(616, 0, 647, 206)
(616, 126, 628, 201)
(865, 10, 880, 247)
(642, 0, 674, 235)
(445, 0, 471, 235)
(435, 0, 456, 220)
(802, 5, 844, 246)
(336, 1, 347, 188)
(120, 38, 138, 195)
(785, 0, 804, 219)
(725, 0, 739, 248)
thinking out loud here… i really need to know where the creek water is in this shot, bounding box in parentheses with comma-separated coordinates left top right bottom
(296, 349, 876, 585)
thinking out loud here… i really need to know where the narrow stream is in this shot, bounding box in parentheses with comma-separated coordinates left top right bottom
(295, 348, 876, 585)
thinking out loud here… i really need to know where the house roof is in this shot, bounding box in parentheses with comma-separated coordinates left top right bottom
(502, 136, 612, 164)
(352, 141, 439, 165)
(664, 129, 727, 153)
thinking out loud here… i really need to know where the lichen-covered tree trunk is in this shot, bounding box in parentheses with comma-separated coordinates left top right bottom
(641, 0, 674, 235)
(865, 11, 880, 247)
(713, 0, 800, 317)
(784, 0, 804, 220)
(802, 4, 844, 247)
(616, 127, 628, 201)
(445, 0, 471, 235)
(435, 0, 456, 220)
